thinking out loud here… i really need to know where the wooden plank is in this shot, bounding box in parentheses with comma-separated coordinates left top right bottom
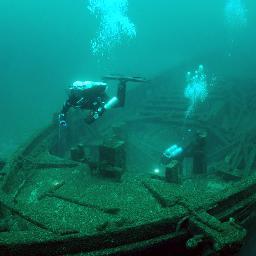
(0, 194, 79, 236)
(47, 193, 120, 215)
(245, 147, 256, 175)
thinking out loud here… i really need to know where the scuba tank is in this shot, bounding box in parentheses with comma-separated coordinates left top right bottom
(104, 97, 119, 110)
(162, 144, 183, 163)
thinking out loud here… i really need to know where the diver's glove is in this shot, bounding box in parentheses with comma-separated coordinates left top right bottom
(58, 113, 67, 127)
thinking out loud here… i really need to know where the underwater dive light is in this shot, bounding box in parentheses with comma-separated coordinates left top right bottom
(104, 97, 119, 110)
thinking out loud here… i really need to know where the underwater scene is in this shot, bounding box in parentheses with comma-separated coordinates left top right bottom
(1, 0, 256, 255)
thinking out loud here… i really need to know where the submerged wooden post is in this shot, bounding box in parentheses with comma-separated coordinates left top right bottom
(99, 140, 126, 180)
(192, 131, 207, 175)
(165, 160, 182, 184)
(112, 122, 127, 141)
(70, 144, 85, 162)
(0, 159, 5, 170)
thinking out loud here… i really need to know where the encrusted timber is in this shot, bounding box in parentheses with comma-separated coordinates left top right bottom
(208, 140, 238, 162)
(172, 198, 246, 252)
(142, 182, 245, 252)
(208, 177, 256, 222)
(209, 138, 256, 173)
(214, 170, 241, 182)
(217, 126, 256, 174)
(0, 215, 186, 256)
(2, 124, 58, 193)
(0, 194, 79, 236)
(22, 160, 78, 170)
(46, 193, 120, 215)
(0, 160, 5, 170)
(16, 124, 57, 158)
(244, 146, 256, 175)
(188, 210, 246, 252)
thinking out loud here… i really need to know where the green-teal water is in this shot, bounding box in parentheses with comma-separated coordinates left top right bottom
(1, 0, 256, 156)
(1, 1, 256, 254)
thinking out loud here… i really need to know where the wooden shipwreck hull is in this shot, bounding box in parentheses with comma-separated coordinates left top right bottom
(1, 66, 256, 255)
(0, 122, 256, 256)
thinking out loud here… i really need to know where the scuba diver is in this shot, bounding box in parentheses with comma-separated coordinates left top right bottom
(161, 144, 184, 165)
(160, 130, 207, 175)
(59, 75, 147, 126)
